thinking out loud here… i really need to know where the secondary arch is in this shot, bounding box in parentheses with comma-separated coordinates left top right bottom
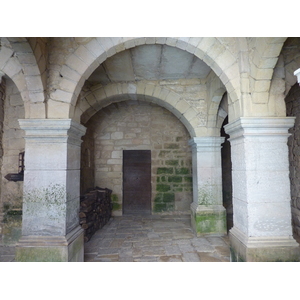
(79, 82, 201, 137)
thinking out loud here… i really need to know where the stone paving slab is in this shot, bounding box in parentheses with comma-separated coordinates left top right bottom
(0, 215, 231, 262)
(0, 245, 16, 262)
(84, 215, 230, 262)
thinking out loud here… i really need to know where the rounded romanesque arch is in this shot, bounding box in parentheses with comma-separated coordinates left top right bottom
(247, 38, 287, 102)
(78, 82, 202, 137)
(207, 87, 227, 134)
(0, 38, 45, 118)
(48, 37, 243, 123)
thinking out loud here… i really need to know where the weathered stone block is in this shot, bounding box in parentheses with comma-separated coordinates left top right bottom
(168, 176, 182, 183)
(191, 204, 227, 236)
(156, 184, 171, 192)
(175, 167, 189, 175)
(162, 193, 175, 203)
(157, 167, 173, 174)
(165, 160, 179, 166)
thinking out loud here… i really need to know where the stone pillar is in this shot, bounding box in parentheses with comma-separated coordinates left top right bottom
(15, 119, 86, 262)
(188, 137, 226, 236)
(0, 72, 4, 235)
(225, 117, 300, 262)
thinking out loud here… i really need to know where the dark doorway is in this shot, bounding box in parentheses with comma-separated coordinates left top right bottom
(221, 116, 233, 231)
(123, 150, 151, 215)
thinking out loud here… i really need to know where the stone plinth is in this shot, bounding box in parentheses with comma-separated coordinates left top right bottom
(15, 119, 86, 262)
(225, 117, 300, 261)
(189, 137, 226, 236)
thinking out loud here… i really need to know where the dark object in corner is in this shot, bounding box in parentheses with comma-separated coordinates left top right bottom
(80, 187, 112, 242)
(5, 151, 25, 182)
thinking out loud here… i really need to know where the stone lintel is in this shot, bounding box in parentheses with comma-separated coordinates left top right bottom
(15, 225, 84, 262)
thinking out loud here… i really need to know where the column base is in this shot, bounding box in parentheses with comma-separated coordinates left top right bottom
(229, 227, 300, 262)
(190, 203, 227, 236)
(15, 226, 84, 262)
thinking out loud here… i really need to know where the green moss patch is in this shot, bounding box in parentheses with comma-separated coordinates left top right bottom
(165, 160, 179, 166)
(168, 176, 182, 183)
(175, 167, 190, 175)
(157, 167, 173, 174)
(156, 184, 171, 192)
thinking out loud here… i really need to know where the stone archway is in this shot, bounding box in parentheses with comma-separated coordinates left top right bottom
(81, 100, 193, 217)
(12, 37, 299, 262)
(285, 83, 300, 240)
(0, 76, 25, 247)
(0, 38, 45, 118)
(46, 37, 243, 122)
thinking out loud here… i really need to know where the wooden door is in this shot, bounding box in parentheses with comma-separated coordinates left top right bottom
(123, 150, 151, 215)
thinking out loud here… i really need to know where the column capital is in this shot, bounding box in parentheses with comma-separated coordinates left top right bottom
(294, 68, 300, 85)
(188, 136, 225, 151)
(19, 119, 86, 145)
(224, 117, 295, 140)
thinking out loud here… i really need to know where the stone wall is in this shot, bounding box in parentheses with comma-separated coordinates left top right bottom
(0, 78, 5, 235)
(1, 78, 25, 244)
(81, 129, 95, 194)
(82, 101, 193, 216)
(286, 83, 300, 237)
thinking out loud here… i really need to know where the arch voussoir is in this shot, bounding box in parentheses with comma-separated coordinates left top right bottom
(77, 82, 198, 137)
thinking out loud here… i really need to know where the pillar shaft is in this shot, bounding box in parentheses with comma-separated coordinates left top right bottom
(189, 137, 226, 236)
(225, 117, 300, 261)
(15, 119, 86, 262)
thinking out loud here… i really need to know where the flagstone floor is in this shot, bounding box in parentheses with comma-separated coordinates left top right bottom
(0, 213, 231, 262)
(84, 213, 231, 262)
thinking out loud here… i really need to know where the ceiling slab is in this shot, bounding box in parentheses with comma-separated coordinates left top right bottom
(87, 44, 212, 84)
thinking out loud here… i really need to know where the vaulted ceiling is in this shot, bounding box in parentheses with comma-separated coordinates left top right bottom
(87, 44, 212, 84)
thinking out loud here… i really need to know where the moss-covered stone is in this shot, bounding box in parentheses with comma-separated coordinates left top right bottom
(157, 167, 173, 174)
(165, 160, 179, 166)
(15, 247, 68, 262)
(111, 194, 121, 211)
(111, 194, 118, 202)
(154, 194, 163, 203)
(2, 209, 23, 245)
(163, 193, 175, 203)
(112, 202, 122, 210)
(161, 176, 167, 182)
(156, 184, 171, 192)
(168, 176, 182, 183)
(165, 143, 180, 149)
(192, 210, 226, 235)
(184, 176, 192, 183)
(175, 167, 189, 175)
(158, 150, 171, 157)
(154, 203, 167, 212)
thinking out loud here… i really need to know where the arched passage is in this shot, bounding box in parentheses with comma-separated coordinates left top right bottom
(81, 99, 193, 216)
(78, 82, 202, 138)
(0, 38, 45, 118)
(0, 76, 25, 245)
(45, 37, 243, 122)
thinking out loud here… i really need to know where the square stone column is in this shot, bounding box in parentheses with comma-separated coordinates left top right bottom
(15, 119, 87, 262)
(189, 137, 226, 236)
(225, 117, 300, 262)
